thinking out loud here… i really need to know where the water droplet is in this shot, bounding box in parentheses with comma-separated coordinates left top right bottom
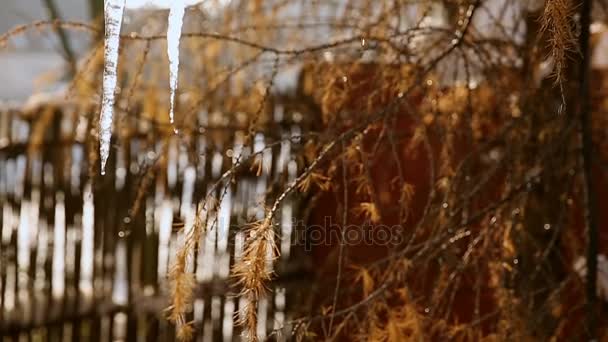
(513, 258, 519, 265)
(442, 202, 448, 209)
(323, 51, 334, 62)
(544, 223, 551, 230)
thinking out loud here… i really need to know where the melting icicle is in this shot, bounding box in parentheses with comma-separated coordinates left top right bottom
(167, 0, 186, 134)
(99, 0, 126, 175)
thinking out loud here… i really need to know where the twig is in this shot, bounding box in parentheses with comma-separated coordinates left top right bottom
(41, 0, 77, 76)
(577, 0, 599, 338)
(327, 140, 349, 336)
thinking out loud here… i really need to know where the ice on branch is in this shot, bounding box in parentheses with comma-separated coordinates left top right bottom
(167, 0, 186, 134)
(99, 0, 126, 175)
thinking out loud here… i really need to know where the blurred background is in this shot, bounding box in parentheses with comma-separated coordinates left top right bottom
(0, 0, 88, 101)
(0, 0, 210, 102)
(2, 1, 608, 340)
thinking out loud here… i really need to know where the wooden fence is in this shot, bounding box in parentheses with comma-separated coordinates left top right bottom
(0, 102, 312, 341)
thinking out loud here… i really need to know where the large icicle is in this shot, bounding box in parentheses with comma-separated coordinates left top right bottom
(167, 0, 186, 134)
(99, 0, 126, 175)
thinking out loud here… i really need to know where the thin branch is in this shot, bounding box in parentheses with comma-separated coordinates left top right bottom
(41, 0, 77, 76)
(577, 0, 599, 338)
(327, 140, 349, 336)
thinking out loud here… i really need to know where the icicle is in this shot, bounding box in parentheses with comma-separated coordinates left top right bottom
(99, 0, 126, 175)
(167, 0, 186, 134)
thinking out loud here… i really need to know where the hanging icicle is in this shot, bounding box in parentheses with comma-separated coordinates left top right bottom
(99, 0, 126, 175)
(167, 0, 186, 134)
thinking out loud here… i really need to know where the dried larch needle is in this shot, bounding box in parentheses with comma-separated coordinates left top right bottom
(167, 199, 209, 341)
(540, 0, 578, 86)
(232, 217, 278, 341)
(168, 249, 196, 341)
